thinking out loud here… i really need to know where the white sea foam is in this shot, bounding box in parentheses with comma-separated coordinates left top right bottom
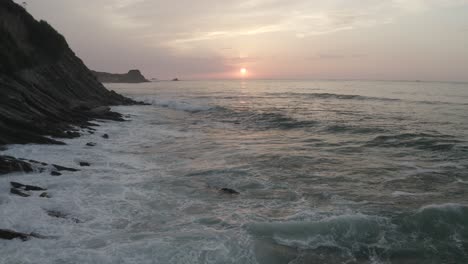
(391, 191, 438, 197)
(418, 203, 468, 212)
(0, 105, 256, 264)
(2, 80, 468, 263)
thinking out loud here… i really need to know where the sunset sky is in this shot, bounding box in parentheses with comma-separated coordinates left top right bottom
(18, 0, 468, 81)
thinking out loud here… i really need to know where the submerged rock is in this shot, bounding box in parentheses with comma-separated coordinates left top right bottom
(79, 162, 90, 167)
(10, 182, 46, 191)
(50, 171, 62, 176)
(46, 210, 81, 223)
(220, 188, 240, 195)
(86, 142, 97, 147)
(40, 192, 51, 198)
(53, 164, 79, 172)
(10, 188, 30, 197)
(102, 134, 109, 139)
(0, 229, 43, 241)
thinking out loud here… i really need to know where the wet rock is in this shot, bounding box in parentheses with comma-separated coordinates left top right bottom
(10, 182, 46, 191)
(86, 142, 97, 147)
(10, 188, 30, 197)
(220, 188, 240, 195)
(46, 210, 81, 223)
(102, 134, 109, 139)
(50, 171, 62, 176)
(53, 164, 79, 172)
(0, 229, 42, 241)
(40, 192, 51, 198)
(79, 162, 90, 167)
(65, 131, 81, 138)
(0, 156, 33, 175)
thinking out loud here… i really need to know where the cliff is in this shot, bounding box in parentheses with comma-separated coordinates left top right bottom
(91, 69, 150, 83)
(0, 0, 139, 146)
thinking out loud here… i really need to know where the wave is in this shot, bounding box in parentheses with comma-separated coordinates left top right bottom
(247, 204, 468, 262)
(391, 191, 437, 197)
(323, 124, 386, 134)
(205, 107, 318, 130)
(266, 92, 401, 102)
(136, 97, 215, 113)
(267, 92, 468, 106)
(365, 132, 465, 152)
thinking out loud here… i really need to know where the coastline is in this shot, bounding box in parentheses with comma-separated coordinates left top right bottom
(0, 0, 144, 239)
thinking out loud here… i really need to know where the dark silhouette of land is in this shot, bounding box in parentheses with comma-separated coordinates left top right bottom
(92, 69, 150, 83)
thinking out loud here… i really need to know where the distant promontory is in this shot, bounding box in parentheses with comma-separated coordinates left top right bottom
(92, 69, 150, 83)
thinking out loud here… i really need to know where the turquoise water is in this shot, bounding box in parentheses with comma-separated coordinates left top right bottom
(1, 80, 467, 263)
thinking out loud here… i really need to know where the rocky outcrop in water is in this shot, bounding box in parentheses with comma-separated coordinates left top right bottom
(220, 188, 240, 195)
(0, 156, 33, 174)
(0, 0, 139, 147)
(91, 69, 150, 83)
(0, 229, 44, 241)
(0, 155, 79, 176)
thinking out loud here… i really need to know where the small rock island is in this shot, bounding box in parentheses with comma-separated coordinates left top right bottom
(92, 69, 150, 83)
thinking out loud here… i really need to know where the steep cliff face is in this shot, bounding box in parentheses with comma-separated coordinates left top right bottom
(92, 69, 150, 83)
(0, 0, 137, 146)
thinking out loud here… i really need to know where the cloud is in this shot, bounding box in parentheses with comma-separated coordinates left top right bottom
(307, 53, 368, 60)
(18, 0, 468, 80)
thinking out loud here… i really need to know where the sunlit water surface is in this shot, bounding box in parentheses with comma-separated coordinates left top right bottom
(1, 80, 468, 263)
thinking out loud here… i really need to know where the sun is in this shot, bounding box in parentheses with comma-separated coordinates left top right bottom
(240, 68, 247, 75)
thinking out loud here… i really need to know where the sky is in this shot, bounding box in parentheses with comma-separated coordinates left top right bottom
(17, 0, 468, 81)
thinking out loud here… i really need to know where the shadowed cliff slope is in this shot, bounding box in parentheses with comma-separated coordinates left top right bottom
(0, 0, 138, 146)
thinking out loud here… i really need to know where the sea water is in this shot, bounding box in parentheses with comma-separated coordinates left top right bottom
(1, 80, 468, 263)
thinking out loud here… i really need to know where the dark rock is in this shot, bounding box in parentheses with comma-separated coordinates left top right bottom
(0, 156, 33, 175)
(1, 156, 79, 176)
(53, 164, 79, 172)
(50, 171, 62, 176)
(220, 188, 240, 195)
(0, 229, 38, 241)
(86, 142, 96, 147)
(89, 106, 110, 115)
(102, 134, 109, 139)
(91, 69, 150, 83)
(79, 162, 90, 167)
(0, 0, 140, 147)
(65, 131, 80, 138)
(40, 192, 51, 198)
(10, 182, 46, 191)
(10, 188, 30, 197)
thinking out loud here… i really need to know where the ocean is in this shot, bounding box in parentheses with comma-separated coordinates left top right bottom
(1, 80, 468, 263)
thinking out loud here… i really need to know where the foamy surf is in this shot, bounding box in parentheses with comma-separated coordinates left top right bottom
(1, 80, 468, 263)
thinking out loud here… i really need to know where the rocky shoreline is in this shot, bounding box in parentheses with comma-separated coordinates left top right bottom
(0, 0, 143, 240)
